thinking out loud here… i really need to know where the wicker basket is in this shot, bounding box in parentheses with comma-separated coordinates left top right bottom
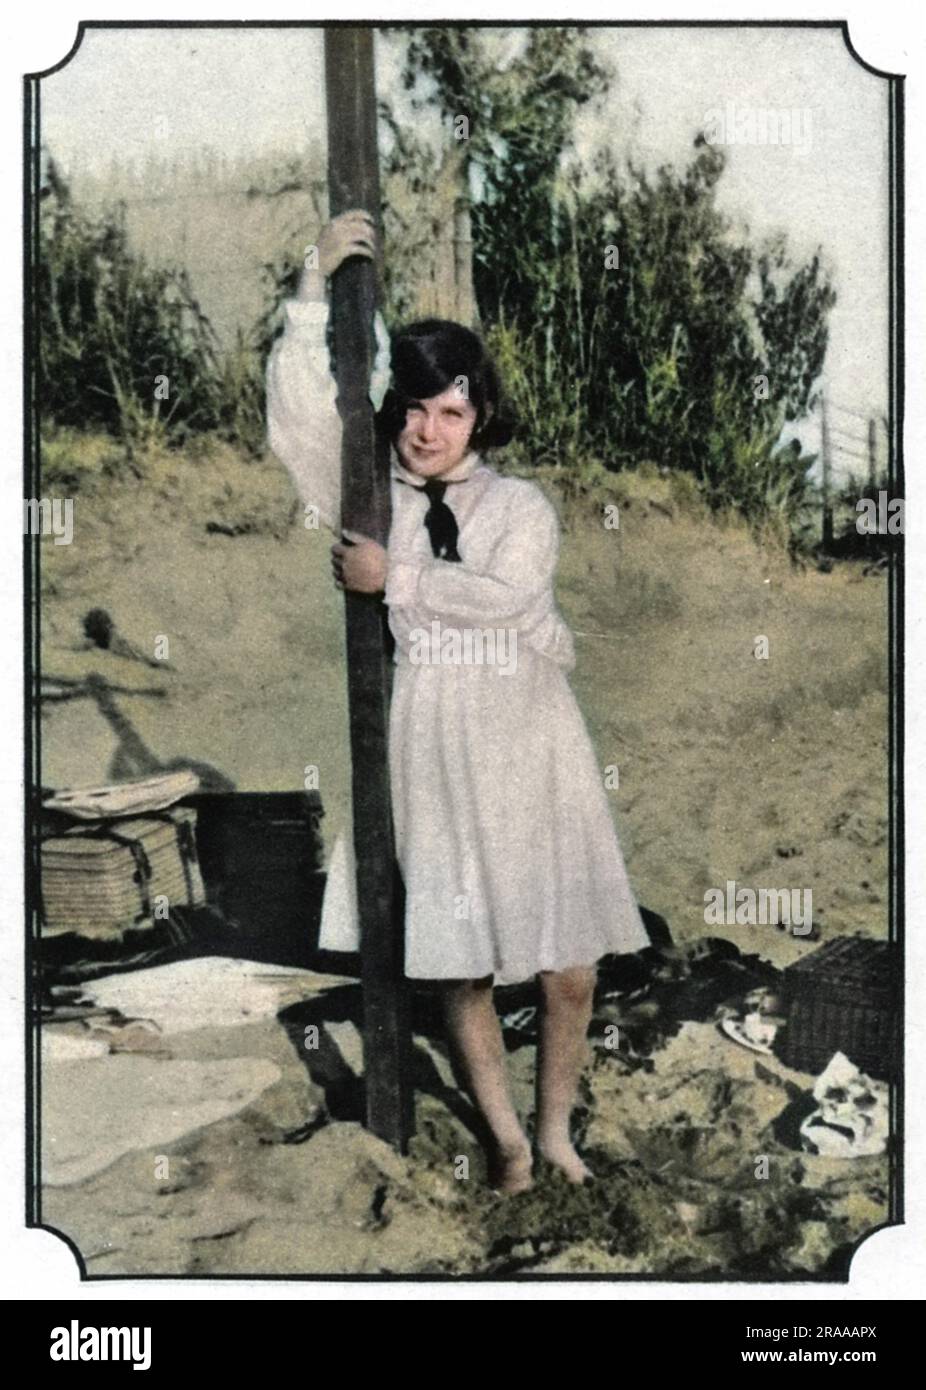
(775, 936, 900, 1081)
(41, 807, 205, 939)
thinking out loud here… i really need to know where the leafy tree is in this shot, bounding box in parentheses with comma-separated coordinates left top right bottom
(386, 27, 837, 532)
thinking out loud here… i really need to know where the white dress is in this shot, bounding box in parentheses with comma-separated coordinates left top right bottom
(266, 295, 651, 985)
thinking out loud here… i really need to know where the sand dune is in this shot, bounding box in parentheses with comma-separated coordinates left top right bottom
(37, 435, 891, 1277)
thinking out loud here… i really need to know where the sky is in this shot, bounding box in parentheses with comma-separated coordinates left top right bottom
(40, 23, 892, 478)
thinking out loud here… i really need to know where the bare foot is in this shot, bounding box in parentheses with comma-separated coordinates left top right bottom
(537, 1140, 593, 1184)
(489, 1142, 534, 1196)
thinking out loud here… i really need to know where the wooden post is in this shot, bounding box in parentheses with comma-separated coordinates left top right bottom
(324, 27, 413, 1151)
(821, 390, 833, 548)
(868, 416, 878, 490)
(453, 196, 476, 327)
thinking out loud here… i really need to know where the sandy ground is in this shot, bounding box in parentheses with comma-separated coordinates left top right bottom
(37, 435, 892, 1278)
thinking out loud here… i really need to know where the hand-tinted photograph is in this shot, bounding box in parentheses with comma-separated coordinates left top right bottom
(25, 19, 902, 1282)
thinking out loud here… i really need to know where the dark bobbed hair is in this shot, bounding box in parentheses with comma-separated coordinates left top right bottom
(377, 318, 516, 451)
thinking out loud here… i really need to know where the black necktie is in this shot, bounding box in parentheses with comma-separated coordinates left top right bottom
(422, 479, 461, 562)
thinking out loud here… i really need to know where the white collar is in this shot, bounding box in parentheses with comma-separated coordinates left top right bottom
(391, 448, 482, 488)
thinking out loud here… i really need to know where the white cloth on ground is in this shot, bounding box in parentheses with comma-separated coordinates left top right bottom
(265, 297, 651, 983)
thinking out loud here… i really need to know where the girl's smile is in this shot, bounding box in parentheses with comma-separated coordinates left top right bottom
(397, 384, 478, 478)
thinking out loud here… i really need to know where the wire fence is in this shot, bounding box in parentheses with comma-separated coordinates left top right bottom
(818, 394, 893, 550)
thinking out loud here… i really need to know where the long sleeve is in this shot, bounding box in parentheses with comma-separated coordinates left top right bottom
(385, 480, 562, 629)
(265, 298, 342, 531)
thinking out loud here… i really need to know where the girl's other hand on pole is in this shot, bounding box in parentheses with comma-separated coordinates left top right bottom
(331, 529, 387, 595)
(319, 210, 376, 278)
(299, 210, 376, 302)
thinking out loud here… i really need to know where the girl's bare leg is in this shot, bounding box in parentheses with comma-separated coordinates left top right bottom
(535, 965, 597, 1182)
(442, 977, 533, 1194)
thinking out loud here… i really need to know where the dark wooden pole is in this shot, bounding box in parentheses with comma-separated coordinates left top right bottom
(324, 27, 413, 1151)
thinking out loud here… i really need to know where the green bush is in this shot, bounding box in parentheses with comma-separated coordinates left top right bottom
(39, 158, 266, 455)
(386, 27, 836, 539)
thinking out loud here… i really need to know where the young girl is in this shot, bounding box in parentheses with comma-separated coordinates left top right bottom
(266, 210, 651, 1194)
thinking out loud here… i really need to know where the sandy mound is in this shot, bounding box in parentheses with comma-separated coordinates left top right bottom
(37, 436, 891, 1277)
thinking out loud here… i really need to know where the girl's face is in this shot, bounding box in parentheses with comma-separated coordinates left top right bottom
(396, 384, 478, 478)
